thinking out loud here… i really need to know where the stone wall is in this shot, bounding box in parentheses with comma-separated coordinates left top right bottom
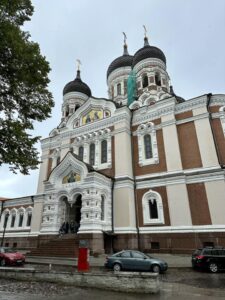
(0, 268, 159, 294)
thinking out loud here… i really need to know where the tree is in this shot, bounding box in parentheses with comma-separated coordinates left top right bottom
(0, 0, 54, 174)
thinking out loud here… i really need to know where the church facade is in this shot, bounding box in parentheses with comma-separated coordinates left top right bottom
(1, 35, 225, 254)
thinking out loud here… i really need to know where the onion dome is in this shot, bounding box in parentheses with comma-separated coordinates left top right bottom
(132, 37, 166, 68)
(63, 70, 91, 96)
(107, 43, 133, 79)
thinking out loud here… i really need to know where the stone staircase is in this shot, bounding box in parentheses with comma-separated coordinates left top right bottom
(29, 234, 79, 258)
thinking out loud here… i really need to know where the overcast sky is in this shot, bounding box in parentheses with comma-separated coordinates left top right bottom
(1, 0, 225, 198)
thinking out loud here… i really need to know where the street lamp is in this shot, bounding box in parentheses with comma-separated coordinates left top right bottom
(1, 213, 9, 247)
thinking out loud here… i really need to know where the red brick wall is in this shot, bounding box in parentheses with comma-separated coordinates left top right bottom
(187, 183, 212, 225)
(177, 122, 202, 169)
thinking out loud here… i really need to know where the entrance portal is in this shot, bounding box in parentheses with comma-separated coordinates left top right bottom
(60, 194, 82, 233)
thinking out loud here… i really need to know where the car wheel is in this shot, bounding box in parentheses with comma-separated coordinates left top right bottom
(152, 264, 161, 273)
(0, 259, 6, 267)
(209, 262, 218, 273)
(113, 263, 121, 272)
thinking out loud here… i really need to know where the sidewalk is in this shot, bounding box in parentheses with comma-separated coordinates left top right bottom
(26, 253, 191, 268)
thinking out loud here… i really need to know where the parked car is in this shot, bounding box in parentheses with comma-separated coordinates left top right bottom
(192, 247, 225, 273)
(0, 247, 25, 266)
(104, 250, 168, 273)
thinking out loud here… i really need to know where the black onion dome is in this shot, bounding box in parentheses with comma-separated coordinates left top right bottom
(107, 44, 133, 79)
(132, 37, 166, 67)
(63, 70, 91, 96)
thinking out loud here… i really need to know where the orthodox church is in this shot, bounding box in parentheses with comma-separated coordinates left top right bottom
(1, 33, 225, 255)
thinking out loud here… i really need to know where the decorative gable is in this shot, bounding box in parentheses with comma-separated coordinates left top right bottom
(66, 97, 116, 129)
(47, 152, 88, 188)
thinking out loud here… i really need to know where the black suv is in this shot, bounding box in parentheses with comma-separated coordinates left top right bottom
(192, 247, 225, 273)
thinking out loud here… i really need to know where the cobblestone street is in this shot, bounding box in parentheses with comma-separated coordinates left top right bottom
(0, 268, 225, 299)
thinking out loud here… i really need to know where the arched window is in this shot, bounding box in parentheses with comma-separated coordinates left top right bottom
(57, 156, 60, 165)
(18, 213, 24, 227)
(75, 104, 80, 111)
(142, 74, 148, 88)
(11, 214, 16, 228)
(65, 105, 69, 117)
(89, 143, 95, 166)
(101, 140, 107, 163)
(26, 212, 32, 227)
(124, 79, 127, 95)
(144, 134, 153, 159)
(111, 86, 114, 99)
(3, 213, 9, 229)
(117, 83, 121, 96)
(142, 190, 164, 224)
(78, 146, 84, 161)
(149, 199, 158, 219)
(155, 73, 161, 86)
(101, 195, 105, 221)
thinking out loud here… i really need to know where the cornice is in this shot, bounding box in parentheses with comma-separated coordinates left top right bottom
(136, 167, 224, 189)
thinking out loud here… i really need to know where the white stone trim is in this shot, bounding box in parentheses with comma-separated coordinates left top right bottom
(114, 227, 138, 234)
(136, 168, 224, 189)
(139, 225, 225, 233)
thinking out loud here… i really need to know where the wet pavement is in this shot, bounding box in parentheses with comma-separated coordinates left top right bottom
(0, 267, 225, 299)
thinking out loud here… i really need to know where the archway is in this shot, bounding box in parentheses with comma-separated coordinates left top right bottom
(59, 194, 82, 233)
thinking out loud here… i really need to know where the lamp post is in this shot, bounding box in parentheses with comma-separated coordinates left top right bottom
(1, 213, 9, 247)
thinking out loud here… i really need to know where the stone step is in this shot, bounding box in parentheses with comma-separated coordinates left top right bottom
(29, 236, 80, 258)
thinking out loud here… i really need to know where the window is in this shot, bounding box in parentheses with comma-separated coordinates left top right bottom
(13, 242, 17, 248)
(89, 143, 95, 166)
(3, 213, 9, 228)
(78, 146, 84, 161)
(155, 73, 161, 86)
(142, 74, 148, 88)
(101, 195, 105, 221)
(149, 199, 158, 219)
(124, 80, 127, 95)
(137, 122, 159, 166)
(203, 242, 214, 248)
(121, 251, 131, 258)
(111, 86, 114, 99)
(75, 104, 80, 111)
(151, 242, 160, 250)
(11, 215, 16, 228)
(18, 213, 24, 227)
(101, 140, 107, 163)
(57, 156, 60, 165)
(117, 83, 121, 96)
(144, 134, 153, 159)
(26, 213, 32, 227)
(65, 105, 69, 117)
(142, 190, 164, 224)
(132, 251, 145, 259)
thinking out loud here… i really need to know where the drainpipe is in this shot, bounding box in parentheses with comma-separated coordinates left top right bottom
(0, 200, 4, 221)
(130, 110, 140, 251)
(111, 179, 115, 234)
(111, 178, 115, 253)
(206, 93, 224, 169)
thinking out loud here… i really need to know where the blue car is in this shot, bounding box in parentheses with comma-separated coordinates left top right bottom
(105, 250, 168, 273)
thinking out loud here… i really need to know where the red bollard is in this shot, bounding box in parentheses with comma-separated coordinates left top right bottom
(77, 241, 89, 272)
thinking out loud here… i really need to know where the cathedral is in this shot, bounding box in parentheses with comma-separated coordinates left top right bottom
(1, 33, 225, 255)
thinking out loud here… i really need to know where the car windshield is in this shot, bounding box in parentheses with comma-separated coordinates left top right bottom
(192, 249, 201, 256)
(1, 248, 15, 253)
